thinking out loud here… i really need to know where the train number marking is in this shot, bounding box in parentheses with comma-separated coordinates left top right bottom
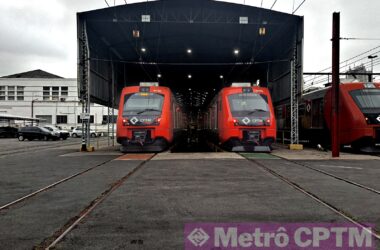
(130, 117, 139, 125)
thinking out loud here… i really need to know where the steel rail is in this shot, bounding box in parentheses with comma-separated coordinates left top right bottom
(0, 138, 108, 157)
(41, 154, 156, 249)
(242, 155, 380, 240)
(275, 156, 380, 195)
(0, 158, 114, 211)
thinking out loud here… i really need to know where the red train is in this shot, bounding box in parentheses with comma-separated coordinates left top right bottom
(203, 83, 277, 152)
(116, 83, 185, 152)
(276, 82, 380, 152)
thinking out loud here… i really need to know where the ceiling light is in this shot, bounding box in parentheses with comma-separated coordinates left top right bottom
(234, 49, 240, 55)
(259, 27, 266, 36)
(220, 75, 224, 79)
(157, 74, 162, 78)
(141, 47, 146, 53)
(188, 74, 192, 79)
(187, 49, 192, 54)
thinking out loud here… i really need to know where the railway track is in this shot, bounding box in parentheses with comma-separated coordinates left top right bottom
(276, 156, 380, 195)
(0, 138, 109, 157)
(0, 142, 78, 157)
(0, 158, 114, 211)
(35, 153, 156, 250)
(241, 154, 380, 241)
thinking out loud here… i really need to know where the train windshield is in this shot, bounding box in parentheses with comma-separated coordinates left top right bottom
(228, 93, 270, 116)
(123, 92, 164, 116)
(350, 89, 380, 112)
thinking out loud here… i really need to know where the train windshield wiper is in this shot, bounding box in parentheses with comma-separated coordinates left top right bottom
(137, 108, 161, 114)
(247, 109, 267, 114)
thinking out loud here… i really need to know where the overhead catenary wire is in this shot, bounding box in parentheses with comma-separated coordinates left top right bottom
(270, 0, 278, 10)
(303, 44, 380, 85)
(303, 44, 380, 78)
(341, 37, 380, 41)
(304, 54, 380, 84)
(292, 0, 306, 14)
(304, 64, 380, 88)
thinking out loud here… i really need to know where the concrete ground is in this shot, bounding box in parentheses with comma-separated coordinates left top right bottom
(271, 145, 380, 160)
(0, 142, 378, 249)
(55, 155, 346, 249)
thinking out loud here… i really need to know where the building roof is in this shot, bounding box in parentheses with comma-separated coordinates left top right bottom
(78, 0, 303, 107)
(0, 114, 45, 122)
(1, 69, 63, 79)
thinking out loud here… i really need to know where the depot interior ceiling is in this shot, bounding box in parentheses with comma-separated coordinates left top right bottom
(78, 0, 303, 110)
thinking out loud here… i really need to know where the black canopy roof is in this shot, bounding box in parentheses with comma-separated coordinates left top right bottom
(78, 0, 303, 109)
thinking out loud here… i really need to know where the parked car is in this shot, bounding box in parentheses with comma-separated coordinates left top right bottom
(18, 127, 60, 141)
(43, 125, 70, 140)
(70, 127, 99, 138)
(0, 127, 18, 138)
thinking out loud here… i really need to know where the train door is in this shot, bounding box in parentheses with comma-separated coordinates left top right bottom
(311, 98, 324, 128)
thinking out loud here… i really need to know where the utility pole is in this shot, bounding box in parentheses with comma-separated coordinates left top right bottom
(331, 12, 340, 158)
(368, 55, 378, 82)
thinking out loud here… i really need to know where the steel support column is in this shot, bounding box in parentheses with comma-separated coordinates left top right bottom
(290, 44, 299, 145)
(80, 21, 91, 151)
(111, 62, 115, 147)
(331, 12, 340, 157)
(108, 61, 115, 147)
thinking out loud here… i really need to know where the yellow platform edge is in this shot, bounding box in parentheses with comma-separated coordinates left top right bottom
(80, 146, 95, 152)
(289, 144, 304, 150)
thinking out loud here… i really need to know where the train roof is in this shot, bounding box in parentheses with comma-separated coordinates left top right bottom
(302, 87, 329, 100)
(302, 82, 380, 101)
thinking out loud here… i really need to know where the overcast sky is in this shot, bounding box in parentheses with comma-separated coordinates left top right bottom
(0, 0, 379, 78)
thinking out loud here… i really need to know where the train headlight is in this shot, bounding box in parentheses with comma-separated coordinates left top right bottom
(123, 119, 130, 126)
(233, 119, 239, 126)
(264, 119, 271, 126)
(154, 117, 162, 125)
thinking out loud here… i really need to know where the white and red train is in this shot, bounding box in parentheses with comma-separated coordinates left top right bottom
(202, 83, 277, 152)
(276, 82, 380, 152)
(116, 83, 185, 152)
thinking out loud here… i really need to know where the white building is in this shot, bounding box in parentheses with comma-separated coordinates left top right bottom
(0, 70, 117, 132)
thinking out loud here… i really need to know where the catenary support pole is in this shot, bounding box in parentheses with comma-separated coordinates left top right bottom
(331, 12, 340, 158)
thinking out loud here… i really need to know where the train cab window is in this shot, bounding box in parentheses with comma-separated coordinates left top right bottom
(350, 89, 380, 112)
(228, 93, 269, 117)
(123, 93, 164, 116)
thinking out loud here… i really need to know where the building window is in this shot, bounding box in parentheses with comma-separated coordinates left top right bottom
(102, 115, 117, 124)
(56, 115, 68, 124)
(7, 86, 15, 101)
(78, 115, 94, 124)
(0, 86, 5, 101)
(52, 87, 59, 100)
(43, 86, 50, 100)
(17, 86, 24, 101)
(61, 87, 68, 97)
(36, 115, 52, 124)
